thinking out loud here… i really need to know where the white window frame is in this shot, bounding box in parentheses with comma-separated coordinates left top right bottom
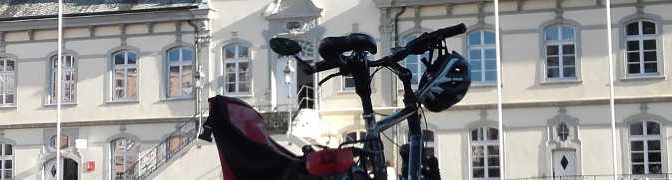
(467, 30, 497, 84)
(544, 25, 577, 80)
(624, 20, 660, 77)
(629, 121, 663, 176)
(110, 50, 139, 101)
(0, 143, 13, 180)
(223, 43, 251, 95)
(166, 47, 194, 98)
(0, 58, 16, 106)
(110, 137, 139, 180)
(469, 127, 500, 180)
(47, 55, 77, 105)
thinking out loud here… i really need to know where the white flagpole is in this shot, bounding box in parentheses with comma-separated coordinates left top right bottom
(494, 0, 505, 179)
(606, 0, 619, 179)
(56, 0, 63, 179)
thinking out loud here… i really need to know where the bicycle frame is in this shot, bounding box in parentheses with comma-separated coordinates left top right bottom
(345, 50, 424, 180)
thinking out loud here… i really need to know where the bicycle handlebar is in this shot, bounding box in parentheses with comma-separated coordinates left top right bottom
(306, 23, 466, 74)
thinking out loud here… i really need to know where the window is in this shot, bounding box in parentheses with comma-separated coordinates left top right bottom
(111, 51, 139, 100)
(557, 123, 569, 142)
(399, 129, 436, 156)
(167, 47, 193, 98)
(0, 58, 15, 106)
(0, 143, 13, 180)
(470, 127, 499, 179)
(343, 130, 367, 148)
(223, 43, 250, 95)
(403, 35, 429, 86)
(166, 135, 188, 156)
(625, 20, 659, 75)
(297, 40, 314, 59)
(629, 121, 662, 175)
(111, 138, 138, 180)
(468, 30, 497, 83)
(422, 130, 435, 156)
(342, 76, 355, 90)
(544, 25, 577, 79)
(49, 135, 70, 150)
(47, 55, 76, 104)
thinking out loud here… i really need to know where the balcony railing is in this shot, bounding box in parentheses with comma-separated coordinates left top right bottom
(123, 114, 200, 180)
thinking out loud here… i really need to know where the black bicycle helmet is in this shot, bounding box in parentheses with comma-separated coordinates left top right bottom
(416, 51, 471, 112)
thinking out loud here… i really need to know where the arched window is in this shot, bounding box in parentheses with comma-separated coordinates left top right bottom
(629, 121, 662, 175)
(47, 55, 76, 104)
(111, 137, 138, 180)
(467, 30, 497, 83)
(0, 58, 15, 106)
(111, 50, 139, 100)
(403, 34, 429, 86)
(470, 127, 499, 179)
(0, 143, 13, 179)
(166, 47, 193, 98)
(223, 43, 251, 94)
(625, 20, 659, 75)
(544, 25, 577, 79)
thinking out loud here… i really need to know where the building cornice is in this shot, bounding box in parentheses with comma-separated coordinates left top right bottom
(319, 96, 672, 114)
(374, 0, 486, 8)
(0, 8, 210, 32)
(0, 117, 193, 129)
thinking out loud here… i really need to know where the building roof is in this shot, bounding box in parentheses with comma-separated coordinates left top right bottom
(0, 0, 202, 21)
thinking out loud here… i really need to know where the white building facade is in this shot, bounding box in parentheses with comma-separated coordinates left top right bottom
(1, 0, 672, 180)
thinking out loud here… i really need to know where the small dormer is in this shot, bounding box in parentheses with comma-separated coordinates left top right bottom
(263, 0, 322, 20)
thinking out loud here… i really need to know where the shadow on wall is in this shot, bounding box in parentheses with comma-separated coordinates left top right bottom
(194, 164, 224, 180)
(14, 158, 44, 180)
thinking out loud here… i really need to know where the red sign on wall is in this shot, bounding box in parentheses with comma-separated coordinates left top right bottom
(87, 161, 95, 171)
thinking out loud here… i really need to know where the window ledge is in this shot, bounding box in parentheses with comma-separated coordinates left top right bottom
(540, 79, 582, 85)
(43, 103, 77, 107)
(338, 89, 356, 94)
(0, 104, 17, 109)
(470, 83, 497, 88)
(225, 93, 253, 98)
(620, 75, 665, 81)
(162, 96, 195, 102)
(105, 99, 140, 104)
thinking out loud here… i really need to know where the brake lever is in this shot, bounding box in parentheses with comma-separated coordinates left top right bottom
(318, 72, 343, 86)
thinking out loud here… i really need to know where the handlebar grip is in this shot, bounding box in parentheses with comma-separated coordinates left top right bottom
(405, 23, 466, 54)
(436, 23, 467, 39)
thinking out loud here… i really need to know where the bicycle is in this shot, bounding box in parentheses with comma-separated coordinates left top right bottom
(198, 23, 469, 180)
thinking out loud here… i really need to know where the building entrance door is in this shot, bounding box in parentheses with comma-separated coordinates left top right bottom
(44, 158, 78, 180)
(552, 149, 577, 180)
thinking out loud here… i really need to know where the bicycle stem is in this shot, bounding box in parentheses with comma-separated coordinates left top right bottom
(387, 63, 423, 180)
